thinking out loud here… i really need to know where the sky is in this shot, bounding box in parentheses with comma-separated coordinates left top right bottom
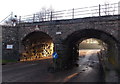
(0, 0, 120, 22)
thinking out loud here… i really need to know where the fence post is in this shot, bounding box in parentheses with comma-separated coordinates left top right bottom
(19, 16, 21, 23)
(11, 12, 13, 20)
(72, 8, 74, 19)
(50, 11, 52, 21)
(45, 11, 46, 21)
(33, 14, 35, 22)
(99, 4, 101, 16)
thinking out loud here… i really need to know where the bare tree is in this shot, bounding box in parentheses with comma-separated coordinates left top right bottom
(104, 2, 110, 15)
(35, 6, 54, 22)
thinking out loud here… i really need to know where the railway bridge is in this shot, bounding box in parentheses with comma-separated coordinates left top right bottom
(1, 2, 120, 82)
(2, 15, 120, 70)
(1, 5, 120, 81)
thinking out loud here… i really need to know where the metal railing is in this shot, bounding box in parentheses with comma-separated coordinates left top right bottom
(0, 12, 13, 24)
(15, 3, 120, 23)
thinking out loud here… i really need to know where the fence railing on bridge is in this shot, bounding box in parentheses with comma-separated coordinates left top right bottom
(0, 2, 119, 25)
(19, 3, 119, 23)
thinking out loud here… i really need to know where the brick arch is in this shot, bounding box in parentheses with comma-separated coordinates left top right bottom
(22, 31, 52, 41)
(20, 28, 55, 44)
(63, 28, 118, 42)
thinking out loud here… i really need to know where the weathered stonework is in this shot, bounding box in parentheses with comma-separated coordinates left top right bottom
(2, 15, 120, 71)
(0, 26, 2, 60)
(2, 26, 19, 60)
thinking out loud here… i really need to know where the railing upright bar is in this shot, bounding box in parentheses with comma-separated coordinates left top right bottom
(45, 11, 46, 21)
(99, 4, 101, 16)
(33, 14, 35, 22)
(50, 11, 52, 21)
(72, 8, 74, 19)
(19, 16, 21, 23)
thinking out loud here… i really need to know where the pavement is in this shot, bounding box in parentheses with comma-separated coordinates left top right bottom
(2, 50, 106, 83)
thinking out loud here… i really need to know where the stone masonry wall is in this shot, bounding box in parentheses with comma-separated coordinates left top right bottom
(2, 26, 19, 61)
(17, 15, 120, 69)
(0, 26, 1, 84)
(2, 15, 120, 64)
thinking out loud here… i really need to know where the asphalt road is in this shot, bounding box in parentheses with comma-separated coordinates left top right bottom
(66, 50, 105, 82)
(2, 50, 105, 83)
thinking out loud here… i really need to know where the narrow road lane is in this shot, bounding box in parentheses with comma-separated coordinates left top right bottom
(2, 50, 105, 83)
(66, 50, 104, 82)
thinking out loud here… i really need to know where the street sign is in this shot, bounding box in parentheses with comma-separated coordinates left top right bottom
(52, 52, 58, 59)
(6, 45, 13, 49)
(56, 32, 62, 35)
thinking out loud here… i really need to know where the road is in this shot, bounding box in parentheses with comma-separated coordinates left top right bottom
(66, 50, 104, 82)
(2, 50, 105, 83)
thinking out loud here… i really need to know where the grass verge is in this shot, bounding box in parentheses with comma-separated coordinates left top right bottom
(1, 60, 17, 65)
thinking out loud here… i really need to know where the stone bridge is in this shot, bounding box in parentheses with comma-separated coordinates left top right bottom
(1, 15, 120, 80)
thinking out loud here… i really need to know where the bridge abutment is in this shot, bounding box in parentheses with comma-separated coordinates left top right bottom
(1, 15, 120, 75)
(2, 26, 19, 62)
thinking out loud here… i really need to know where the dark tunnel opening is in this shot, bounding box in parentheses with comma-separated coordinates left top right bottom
(75, 38, 107, 61)
(64, 38, 108, 82)
(61, 29, 119, 82)
(74, 38, 108, 79)
(20, 31, 54, 61)
(64, 29, 119, 71)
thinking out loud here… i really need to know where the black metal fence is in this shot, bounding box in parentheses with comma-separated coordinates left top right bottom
(19, 3, 119, 23)
(0, 2, 119, 25)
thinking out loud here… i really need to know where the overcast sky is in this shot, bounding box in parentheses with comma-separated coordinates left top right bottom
(0, 0, 120, 22)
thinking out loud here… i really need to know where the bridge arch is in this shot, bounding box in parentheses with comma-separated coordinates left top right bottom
(20, 28, 55, 43)
(65, 29, 119, 44)
(19, 31, 54, 61)
(63, 29, 119, 70)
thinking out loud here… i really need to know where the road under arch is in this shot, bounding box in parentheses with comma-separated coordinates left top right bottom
(63, 29, 119, 71)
